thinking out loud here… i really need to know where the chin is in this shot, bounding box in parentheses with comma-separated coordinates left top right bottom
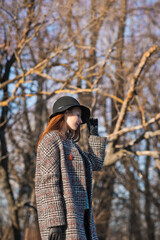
(69, 126, 77, 131)
(71, 125, 78, 131)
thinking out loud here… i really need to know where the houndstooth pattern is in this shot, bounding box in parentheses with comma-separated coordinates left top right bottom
(35, 131, 106, 240)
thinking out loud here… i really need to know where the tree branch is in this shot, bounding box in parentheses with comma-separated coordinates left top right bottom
(108, 112, 160, 140)
(113, 45, 158, 134)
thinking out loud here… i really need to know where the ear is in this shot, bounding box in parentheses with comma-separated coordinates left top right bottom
(64, 110, 70, 121)
(65, 110, 70, 115)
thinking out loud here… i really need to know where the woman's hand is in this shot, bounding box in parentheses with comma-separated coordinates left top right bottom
(48, 226, 63, 240)
(87, 118, 99, 136)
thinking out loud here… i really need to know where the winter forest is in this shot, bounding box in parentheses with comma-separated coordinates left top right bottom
(0, 0, 160, 239)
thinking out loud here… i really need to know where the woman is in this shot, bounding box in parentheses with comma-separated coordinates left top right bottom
(35, 96, 106, 240)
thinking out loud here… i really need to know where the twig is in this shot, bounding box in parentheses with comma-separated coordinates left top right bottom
(108, 112, 160, 140)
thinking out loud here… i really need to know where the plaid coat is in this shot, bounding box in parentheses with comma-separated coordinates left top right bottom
(35, 131, 106, 240)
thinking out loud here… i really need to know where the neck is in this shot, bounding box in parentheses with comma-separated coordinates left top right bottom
(61, 123, 71, 139)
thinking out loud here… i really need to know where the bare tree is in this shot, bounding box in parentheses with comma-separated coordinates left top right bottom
(0, 0, 160, 239)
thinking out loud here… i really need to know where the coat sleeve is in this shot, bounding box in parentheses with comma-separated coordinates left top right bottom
(36, 132, 66, 228)
(87, 135, 107, 171)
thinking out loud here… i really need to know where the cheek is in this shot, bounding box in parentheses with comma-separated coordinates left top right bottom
(66, 116, 74, 125)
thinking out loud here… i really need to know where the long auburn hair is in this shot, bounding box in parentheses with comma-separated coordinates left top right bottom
(37, 112, 80, 150)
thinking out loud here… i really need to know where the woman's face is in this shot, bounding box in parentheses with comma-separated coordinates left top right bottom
(64, 107, 82, 131)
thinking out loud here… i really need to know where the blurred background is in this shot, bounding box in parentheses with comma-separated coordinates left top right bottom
(0, 0, 160, 239)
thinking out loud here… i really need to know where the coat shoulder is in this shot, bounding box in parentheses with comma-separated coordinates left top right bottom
(38, 131, 62, 151)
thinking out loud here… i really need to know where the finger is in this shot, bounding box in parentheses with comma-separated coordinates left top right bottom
(50, 233, 58, 240)
(58, 235, 62, 240)
(54, 234, 59, 240)
(92, 119, 98, 125)
(48, 232, 53, 240)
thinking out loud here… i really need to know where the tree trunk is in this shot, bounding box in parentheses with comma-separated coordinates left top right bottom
(144, 141, 155, 240)
(0, 128, 21, 240)
(0, 54, 21, 240)
(126, 162, 142, 240)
